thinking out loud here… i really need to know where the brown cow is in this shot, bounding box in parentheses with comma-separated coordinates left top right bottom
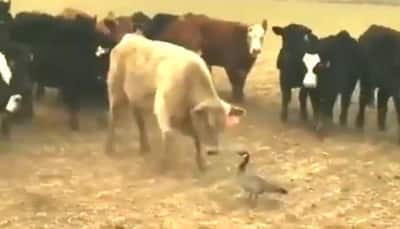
(59, 8, 97, 21)
(96, 11, 135, 44)
(144, 13, 268, 101)
(106, 33, 246, 171)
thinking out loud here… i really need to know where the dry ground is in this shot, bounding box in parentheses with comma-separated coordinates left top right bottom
(1, 1, 400, 228)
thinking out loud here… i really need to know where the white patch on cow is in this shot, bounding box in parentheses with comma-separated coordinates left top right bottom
(95, 46, 110, 57)
(6, 94, 22, 113)
(0, 52, 12, 85)
(302, 53, 321, 88)
(247, 24, 266, 56)
(2, 0, 10, 3)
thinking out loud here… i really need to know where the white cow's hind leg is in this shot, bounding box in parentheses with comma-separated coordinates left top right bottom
(132, 106, 150, 153)
(154, 91, 174, 171)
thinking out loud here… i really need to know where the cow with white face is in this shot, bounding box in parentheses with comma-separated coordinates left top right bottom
(301, 30, 368, 134)
(105, 33, 246, 171)
(273, 24, 319, 122)
(247, 20, 268, 57)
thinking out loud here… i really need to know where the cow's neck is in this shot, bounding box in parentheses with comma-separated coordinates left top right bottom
(188, 73, 220, 109)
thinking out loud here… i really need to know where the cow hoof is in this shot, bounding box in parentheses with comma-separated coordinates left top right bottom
(104, 143, 114, 155)
(300, 114, 308, 122)
(232, 94, 245, 103)
(280, 115, 288, 123)
(158, 158, 171, 173)
(197, 162, 207, 172)
(140, 146, 150, 154)
(355, 120, 364, 130)
(70, 123, 79, 131)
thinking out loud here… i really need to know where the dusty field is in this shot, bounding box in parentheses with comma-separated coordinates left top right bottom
(2, 0, 400, 228)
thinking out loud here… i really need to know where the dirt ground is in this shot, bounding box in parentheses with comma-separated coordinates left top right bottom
(2, 1, 400, 228)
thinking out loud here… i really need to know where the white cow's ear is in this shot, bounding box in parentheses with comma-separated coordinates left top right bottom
(225, 105, 246, 127)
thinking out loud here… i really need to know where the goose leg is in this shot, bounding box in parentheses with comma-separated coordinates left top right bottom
(252, 194, 259, 207)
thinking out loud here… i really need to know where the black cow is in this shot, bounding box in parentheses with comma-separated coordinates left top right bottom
(301, 31, 370, 133)
(357, 25, 400, 143)
(0, 43, 33, 139)
(10, 12, 108, 130)
(272, 24, 319, 122)
(0, 0, 12, 23)
(140, 13, 179, 38)
(131, 11, 151, 32)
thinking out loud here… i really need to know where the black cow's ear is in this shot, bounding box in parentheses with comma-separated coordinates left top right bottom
(272, 26, 283, 36)
(4, 0, 10, 9)
(262, 19, 268, 31)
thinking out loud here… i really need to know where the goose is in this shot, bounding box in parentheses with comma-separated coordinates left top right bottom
(237, 151, 288, 206)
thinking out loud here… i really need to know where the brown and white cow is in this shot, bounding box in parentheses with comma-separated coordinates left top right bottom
(105, 33, 246, 171)
(141, 13, 268, 102)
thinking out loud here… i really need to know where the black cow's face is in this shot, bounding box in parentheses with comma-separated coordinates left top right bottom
(273, 24, 318, 53)
(0, 0, 10, 14)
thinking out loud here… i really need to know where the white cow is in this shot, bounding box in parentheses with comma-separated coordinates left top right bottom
(105, 33, 246, 171)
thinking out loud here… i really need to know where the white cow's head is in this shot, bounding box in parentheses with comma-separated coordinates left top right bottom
(247, 19, 268, 57)
(190, 99, 246, 156)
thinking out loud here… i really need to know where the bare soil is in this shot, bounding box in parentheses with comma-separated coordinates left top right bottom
(1, 1, 400, 228)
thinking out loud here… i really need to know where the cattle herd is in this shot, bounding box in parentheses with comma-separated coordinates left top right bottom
(1, 1, 400, 170)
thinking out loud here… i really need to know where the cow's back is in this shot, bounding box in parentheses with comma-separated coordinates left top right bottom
(191, 16, 250, 67)
(359, 25, 400, 88)
(109, 34, 209, 109)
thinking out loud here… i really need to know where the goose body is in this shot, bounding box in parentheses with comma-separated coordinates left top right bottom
(237, 151, 288, 205)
